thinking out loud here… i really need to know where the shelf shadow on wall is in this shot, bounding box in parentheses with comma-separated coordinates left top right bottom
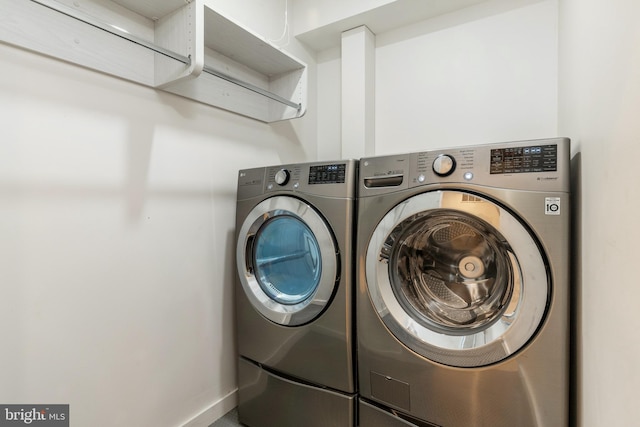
(125, 123, 153, 222)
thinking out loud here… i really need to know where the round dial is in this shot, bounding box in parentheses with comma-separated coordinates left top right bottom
(274, 169, 290, 186)
(432, 154, 456, 177)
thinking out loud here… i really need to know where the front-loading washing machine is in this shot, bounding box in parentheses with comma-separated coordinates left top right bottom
(235, 160, 357, 427)
(356, 138, 571, 427)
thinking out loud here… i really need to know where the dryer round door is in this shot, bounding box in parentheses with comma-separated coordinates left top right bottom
(237, 196, 338, 326)
(365, 190, 549, 367)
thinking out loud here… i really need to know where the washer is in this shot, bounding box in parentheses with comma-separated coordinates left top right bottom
(356, 138, 570, 427)
(235, 160, 357, 427)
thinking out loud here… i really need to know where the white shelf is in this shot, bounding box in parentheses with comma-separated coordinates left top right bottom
(0, 0, 307, 122)
(154, 2, 306, 122)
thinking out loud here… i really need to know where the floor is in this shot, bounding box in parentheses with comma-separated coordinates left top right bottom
(209, 408, 243, 427)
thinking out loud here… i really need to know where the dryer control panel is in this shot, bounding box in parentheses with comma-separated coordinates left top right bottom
(237, 160, 357, 200)
(308, 163, 347, 184)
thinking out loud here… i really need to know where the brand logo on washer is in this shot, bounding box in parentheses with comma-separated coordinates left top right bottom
(545, 197, 561, 215)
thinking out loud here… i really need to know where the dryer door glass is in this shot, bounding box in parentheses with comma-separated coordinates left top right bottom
(237, 196, 338, 326)
(253, 216, 322, 305)
(365, 190, 548, 367)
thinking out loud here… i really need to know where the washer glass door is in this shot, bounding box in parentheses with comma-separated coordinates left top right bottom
(238, 196, 338, 326)
(366, 190, 548, 367)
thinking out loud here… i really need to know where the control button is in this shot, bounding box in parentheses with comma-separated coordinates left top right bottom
(274, 169, 290, 186)
(293, 182, 300, 189)
(464, 172, 474, 181)
(432, 154, 456, 177)
(417, 174, 426, 183)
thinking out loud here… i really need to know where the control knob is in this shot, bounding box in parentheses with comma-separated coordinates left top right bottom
(432, 154, 456, 177)
(274, 168, 290, 186)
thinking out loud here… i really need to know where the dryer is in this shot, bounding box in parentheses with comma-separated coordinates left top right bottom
(356, 138, 571, 427)
(235, 160, 357, 427)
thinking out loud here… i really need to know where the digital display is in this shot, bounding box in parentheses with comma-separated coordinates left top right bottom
(309, 164, 346, 184)
(490, 144, 558, 174)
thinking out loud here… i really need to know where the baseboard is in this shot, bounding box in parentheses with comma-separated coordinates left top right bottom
(181, 389, 238, 427)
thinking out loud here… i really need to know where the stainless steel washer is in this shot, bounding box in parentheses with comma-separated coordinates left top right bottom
(356, 138, 571, 427)
(235, 160, 357, 427)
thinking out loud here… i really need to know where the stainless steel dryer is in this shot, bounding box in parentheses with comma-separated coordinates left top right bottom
(356, 138, 571, 427)
(235, 160, 357, 427)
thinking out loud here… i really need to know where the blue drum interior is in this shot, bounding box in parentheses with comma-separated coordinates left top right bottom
(253, 216, 322, 305)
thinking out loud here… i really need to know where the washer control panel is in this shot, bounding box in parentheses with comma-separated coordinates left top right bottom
(490, 144, 558, 174)
(359, 138, 569, 195)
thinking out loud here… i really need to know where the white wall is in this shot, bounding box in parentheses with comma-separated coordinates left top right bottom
(375, 0, 558, 154)
(559, 0, 640, 426)
(312, 0, 558, 160)
(0, 0, 315, 425)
